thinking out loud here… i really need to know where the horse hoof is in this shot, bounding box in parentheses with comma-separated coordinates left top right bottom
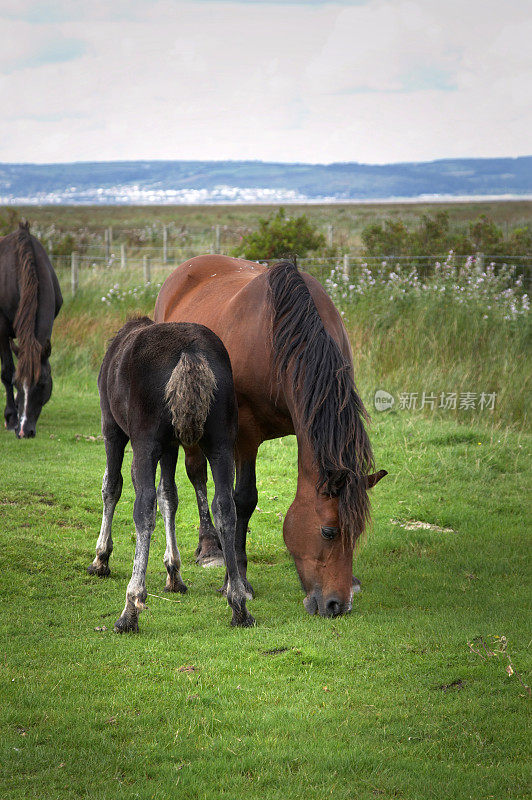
(196, 551, 225, 568)
(87, 562, 111, 578)
(164, 580, 188, 594)
(231, 612, 256, 628)
(352, 576, 362, 593)
(114, 615, 139, 634)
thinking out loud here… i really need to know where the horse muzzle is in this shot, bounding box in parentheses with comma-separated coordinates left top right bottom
(16, 424, 36, 439)
(303, 590, 353, 618)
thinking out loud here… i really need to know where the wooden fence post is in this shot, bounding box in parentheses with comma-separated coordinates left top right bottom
(71, 252, 79, 296)
(104, 229, 110, 260)
(327, 224, 333, 248)
(215, 225, 221, 253)
(343, 254, 349, 279)
(120, 243, 126, 269)
(162, 225, 168, 264)
(143, 255, 151, 284)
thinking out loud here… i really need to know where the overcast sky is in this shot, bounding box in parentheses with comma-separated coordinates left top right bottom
(1, 0, 530, 165)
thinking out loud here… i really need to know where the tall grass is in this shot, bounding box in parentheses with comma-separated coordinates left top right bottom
(52, 273, 163, 377)
(325, 256, 531, 428)
(51, 255, 530, 428)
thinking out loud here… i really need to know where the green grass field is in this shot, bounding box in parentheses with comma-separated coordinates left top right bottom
(1, 375, 530, 799)
(1, 207, 531, 799)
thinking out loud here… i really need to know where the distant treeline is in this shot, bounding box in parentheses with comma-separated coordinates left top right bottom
(0, 206, 530, 267)
(360, 211, 531, 262)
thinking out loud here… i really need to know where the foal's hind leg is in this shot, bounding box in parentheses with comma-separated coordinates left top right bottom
(157, 447, 187, 594)
(115, 442, 159, 633)
(88, 426, 128, 577)
(208, 449, 254, 627)
(217, 453, 257, 601)
(185, 445, 224, 567)
(0, 320, 17, 430)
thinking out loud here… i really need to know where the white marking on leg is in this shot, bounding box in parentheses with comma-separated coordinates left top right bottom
(92, 468, 120, 568)
(158, 484, 182, 577)
(196, 488, 210, 518)
(19, 381, 29, 434)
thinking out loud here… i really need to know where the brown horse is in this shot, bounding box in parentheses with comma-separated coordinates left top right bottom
(154, 257, 386, 617)
(0, 222, 62, 438)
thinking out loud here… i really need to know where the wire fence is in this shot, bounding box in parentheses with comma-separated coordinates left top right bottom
(53, 249, 532, 300)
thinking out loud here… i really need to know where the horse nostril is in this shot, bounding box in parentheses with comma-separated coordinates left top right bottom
(325, 598, 342, 618)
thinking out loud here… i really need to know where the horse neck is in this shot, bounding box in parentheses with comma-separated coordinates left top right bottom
(293, 430, 322, 492)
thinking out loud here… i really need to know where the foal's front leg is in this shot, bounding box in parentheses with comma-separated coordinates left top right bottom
(157, 448, 187, 593)
(115, 444, 159, 633)
(88, 427, 128, 577)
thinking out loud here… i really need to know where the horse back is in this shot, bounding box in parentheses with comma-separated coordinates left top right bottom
(31, 236, 63, 321)
(0, 232, 20, 322)
(99, 317, 235, 442)
(154, 255, 266, 324)
(0, 228, 62, 336)
(154, 255, 352, 441)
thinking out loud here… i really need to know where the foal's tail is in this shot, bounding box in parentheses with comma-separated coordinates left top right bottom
(164, 353, 217, 447)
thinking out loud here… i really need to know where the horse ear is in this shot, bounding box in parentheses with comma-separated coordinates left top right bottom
(365, 469, 388, 488)
(10, 339, 19, 357)
(42, 339, 52, 359)
(326, 469, 350, 496)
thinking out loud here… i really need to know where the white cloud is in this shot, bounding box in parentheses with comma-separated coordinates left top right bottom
(0, 0, 530, 163)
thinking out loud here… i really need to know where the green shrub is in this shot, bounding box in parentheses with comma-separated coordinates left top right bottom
(361, 212, 531, 264)
(0, 208, 20, 235)
(361, 219, 410, 258)
(231, 207, 325, 260)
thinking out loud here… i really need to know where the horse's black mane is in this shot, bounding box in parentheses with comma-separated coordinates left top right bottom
(13, 222, 42, 384)
(267, 259, 374, 546)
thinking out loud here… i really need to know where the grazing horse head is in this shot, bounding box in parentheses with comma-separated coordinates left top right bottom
(268, 259, 387, 616)
(11, 337, 53, 438)
(283, 467, 387, 617)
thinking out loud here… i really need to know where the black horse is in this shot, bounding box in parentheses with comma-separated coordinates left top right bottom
(89, 316, 254, 632)
(0, 222, 62, 438)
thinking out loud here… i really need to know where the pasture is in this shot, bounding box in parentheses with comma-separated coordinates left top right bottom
(1, 378, 530, 800)
(1, 207, 531, 800)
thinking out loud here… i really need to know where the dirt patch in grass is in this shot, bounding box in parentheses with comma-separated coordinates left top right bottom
(391, 518, 455, 534)
(437, 679, 465, 692)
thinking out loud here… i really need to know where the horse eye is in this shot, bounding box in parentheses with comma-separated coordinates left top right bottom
(321, 526, 338, 540)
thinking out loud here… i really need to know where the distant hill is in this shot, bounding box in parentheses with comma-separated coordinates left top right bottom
(0, 157, 531, 204)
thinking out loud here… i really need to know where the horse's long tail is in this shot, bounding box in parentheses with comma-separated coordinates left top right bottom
(13, 222, 42, 384)
(164, 353, 217, 447)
